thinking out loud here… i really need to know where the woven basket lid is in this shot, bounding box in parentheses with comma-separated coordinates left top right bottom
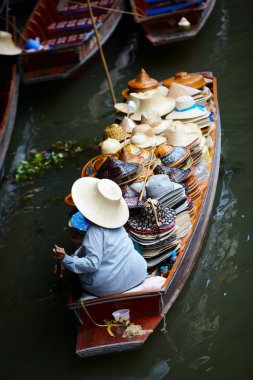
(128, 68, 158, 93)
(103, 123, 126, 141)
(162, 72, 205, 89)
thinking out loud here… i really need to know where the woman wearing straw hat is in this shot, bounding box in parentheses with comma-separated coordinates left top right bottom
(53, 177, 147, 297)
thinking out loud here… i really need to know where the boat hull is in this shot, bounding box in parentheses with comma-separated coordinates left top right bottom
(0, 17, 20, 183)
(130, 0, 216, 46)
(19, 0, 124, 84)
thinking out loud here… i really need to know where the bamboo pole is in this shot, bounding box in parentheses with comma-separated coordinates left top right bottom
(87, 0, 117, 105)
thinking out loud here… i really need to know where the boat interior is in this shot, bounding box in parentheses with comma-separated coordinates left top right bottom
(20, 0, 113, 50)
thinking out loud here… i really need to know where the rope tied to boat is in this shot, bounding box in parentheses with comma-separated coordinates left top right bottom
(139, 148, 155, 201)
(80, 300, 131, 337)
(80, 300, 153, 337)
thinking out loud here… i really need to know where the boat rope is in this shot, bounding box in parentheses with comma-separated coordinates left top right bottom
(160, 296, 167, 333)
(80, 299, 130, 337)
(145, 198, 161, 228)
(87, 0, 117, 105)
(68, 0, 146, 18)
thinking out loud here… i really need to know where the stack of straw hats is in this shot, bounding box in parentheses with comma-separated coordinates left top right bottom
(127, 199, 180, 267)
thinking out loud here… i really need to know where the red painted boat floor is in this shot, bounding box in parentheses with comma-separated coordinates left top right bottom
(76, 314, 162, 356)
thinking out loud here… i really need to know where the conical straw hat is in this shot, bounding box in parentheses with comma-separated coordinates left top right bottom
(168, 82, 201, 99)
(128, 68, 158, 93)
(162, 72, 205, 89)
(0, 31, 22, 55)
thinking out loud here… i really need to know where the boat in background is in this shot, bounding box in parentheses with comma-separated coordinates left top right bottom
(66, 71, 221, 357)
(130, 0, 216, 46)
(19, 0, 124, 84)
(0, 15, 21, 182)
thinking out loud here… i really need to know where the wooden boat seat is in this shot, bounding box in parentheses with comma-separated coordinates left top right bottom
(145, 0, 205, 17)
(47, 16, 103, 36)
(46, 31, 95, 48)
(59, 0, 113, 18)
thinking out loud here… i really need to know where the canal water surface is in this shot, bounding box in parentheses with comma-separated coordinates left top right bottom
(0, 0, 252, 379)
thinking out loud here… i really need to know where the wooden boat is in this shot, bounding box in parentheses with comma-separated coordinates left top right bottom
(0, 16, 20, 182)
(66, 71, 221, 357)
(19, 0, 124, 84)
(130, 0, 216, 46)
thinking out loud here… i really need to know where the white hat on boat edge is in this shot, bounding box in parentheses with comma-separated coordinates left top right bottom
(71, 177, 129, 229)
(166, 95, 208, 120)
(0, 31, 22, 55)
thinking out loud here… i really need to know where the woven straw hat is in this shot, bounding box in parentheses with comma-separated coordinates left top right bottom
(168, 82, 201, 99)
(71, 177, 129, 229)
(0, 31, 22, 55)
(119, 146, 153, 166)
(162, 72, 205, 89)
(141, 112, 172, 134)
(128, 68, 158, 93)
(101, 138, 121, 154)
(120, 116, 136, 133)
(103, 123, 127, 141)
(165, 121, 201, 147)
(95, 156, 143, 185)
(131, 124, 166, 148)
(128, 199, 176, 232)
(166, 96, 208, 120)
(114, 89, 175, 121)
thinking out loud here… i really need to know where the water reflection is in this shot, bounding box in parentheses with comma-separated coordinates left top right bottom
(88, 32, 139, 118)
(209, 0, 229, 74)
(160, 147, 240, 375)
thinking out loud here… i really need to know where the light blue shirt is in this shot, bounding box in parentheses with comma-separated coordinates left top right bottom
(62, 224, 147, 297)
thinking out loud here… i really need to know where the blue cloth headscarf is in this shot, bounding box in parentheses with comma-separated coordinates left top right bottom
(70, 211, 90, 232)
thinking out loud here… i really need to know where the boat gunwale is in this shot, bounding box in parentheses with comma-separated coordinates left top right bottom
(0, 16, 20, 175)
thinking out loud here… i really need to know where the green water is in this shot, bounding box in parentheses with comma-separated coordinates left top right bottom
(0, 0, 252, 379)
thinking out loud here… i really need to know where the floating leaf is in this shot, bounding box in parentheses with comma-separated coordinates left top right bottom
(14, 140, 86, 182)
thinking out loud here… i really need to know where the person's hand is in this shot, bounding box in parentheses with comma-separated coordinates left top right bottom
(53, 245, 66, 261)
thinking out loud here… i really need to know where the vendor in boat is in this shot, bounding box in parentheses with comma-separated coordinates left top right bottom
(53, 177, 147, 297)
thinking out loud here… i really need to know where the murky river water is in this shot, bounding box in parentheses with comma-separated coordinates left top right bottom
(0, 0, 252, 379)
